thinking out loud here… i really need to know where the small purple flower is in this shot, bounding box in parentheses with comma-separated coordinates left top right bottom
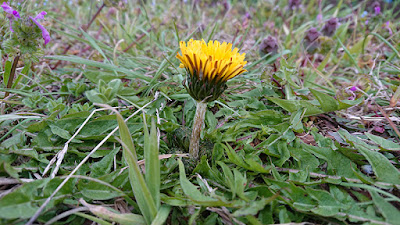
(349, 86, 357, 92)
(2, 2, 20, 32)
(1, 2, 20, 19)
(34, 11, 47, 20)
(29, 12, 51, 45)
(374, 6, 381, 15)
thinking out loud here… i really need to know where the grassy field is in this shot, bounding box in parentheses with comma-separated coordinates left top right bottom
(1, 0, 400, 224)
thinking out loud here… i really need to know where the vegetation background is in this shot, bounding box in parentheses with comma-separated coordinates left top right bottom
(0, 0, 400, 224)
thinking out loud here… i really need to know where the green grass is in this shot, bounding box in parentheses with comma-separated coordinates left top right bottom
(1, 0, 400, 224)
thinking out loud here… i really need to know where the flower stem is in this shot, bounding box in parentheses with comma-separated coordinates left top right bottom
(189, 101, 207, 160)
(4, 54, 20, 99)
(85, 3, 105, 32)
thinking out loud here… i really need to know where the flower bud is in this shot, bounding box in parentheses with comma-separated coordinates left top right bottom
(304, 28, 321, 53)
(259, 36, 279, 57)
(321, 18, 338, 36)
(288, 0, 301, 10)
(177, 39, 247, 102)
(372, 1, 380, 15)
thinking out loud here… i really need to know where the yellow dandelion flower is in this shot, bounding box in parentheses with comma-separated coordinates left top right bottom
(177, 39, 247, 83)
(177, 39, 247, 102)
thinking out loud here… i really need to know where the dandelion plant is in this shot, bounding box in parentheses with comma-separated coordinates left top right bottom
(177, 39, 247, 160)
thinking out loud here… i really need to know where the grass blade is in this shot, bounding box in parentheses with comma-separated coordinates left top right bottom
(144, 118, 160, 209)
(116, 111, 157, 224)
(44, 55, 151, 82)
(150, 205, 171, 225)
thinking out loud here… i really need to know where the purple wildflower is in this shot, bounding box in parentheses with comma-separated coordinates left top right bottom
(349, 86, 357, 92)
(2, 2, 20, 32)
(372, 1, 380, 14)
(34, 11, 47, 20)
(374, 6, 381, 15)
(1, 2, 20, 19)
(29, 11, 50, 45)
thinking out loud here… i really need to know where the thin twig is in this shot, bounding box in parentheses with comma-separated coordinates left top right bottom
(122, 27, 152, 53)
(84, 3, 106, 33)
(377, 105, 400, 139)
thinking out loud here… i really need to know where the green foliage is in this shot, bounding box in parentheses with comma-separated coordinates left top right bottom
(86, 79, 122, 105)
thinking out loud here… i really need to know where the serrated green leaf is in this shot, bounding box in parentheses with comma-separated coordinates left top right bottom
(365, 133, 400, 151)
(49, 124, 82, 143)
(217, 161, 236, 198)
(310, 89, 338, 112)
(268, 97, 323, 116)
(91, 147, 120, 178)
(233, 197, 275, 217)
(0, 178, 73, 219)
(178, 159, 227, 206)
(370, 191, 400, 224)
(355, 144, 400, 185)
(290, 108, 305, 133)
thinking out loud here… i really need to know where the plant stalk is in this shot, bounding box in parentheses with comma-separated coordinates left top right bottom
(189, 101, 207, 160)
(4, 54, 20, 99)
